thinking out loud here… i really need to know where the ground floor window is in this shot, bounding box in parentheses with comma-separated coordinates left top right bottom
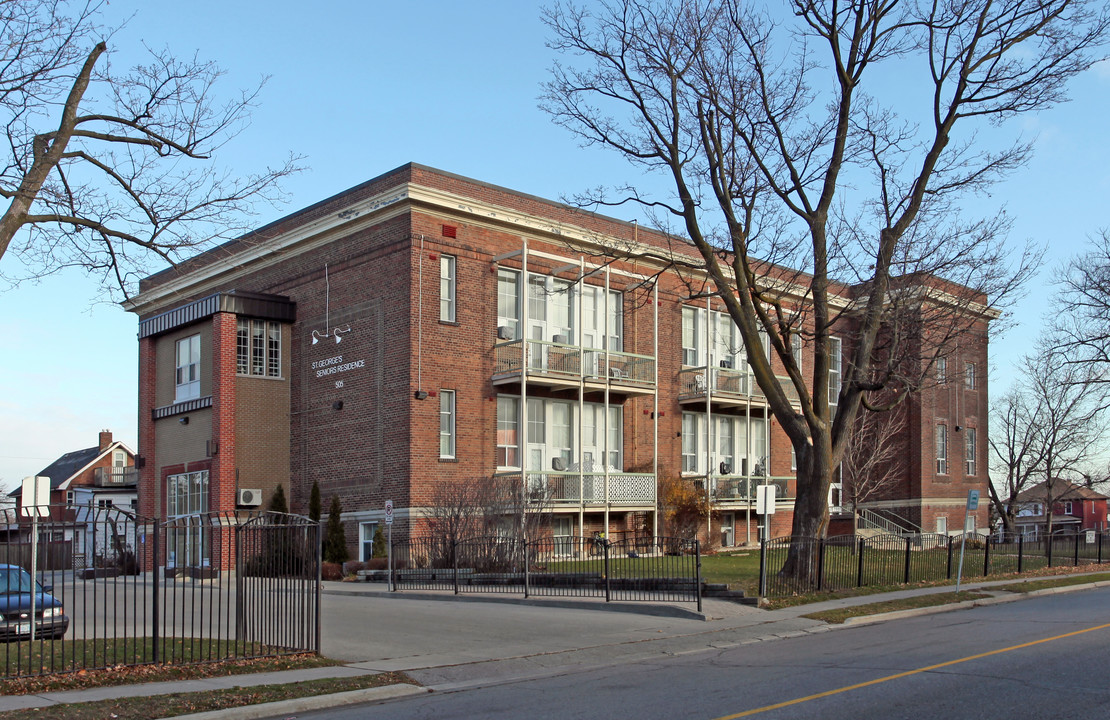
(166, 470, 209, 568)
(360, 522, 379, 562)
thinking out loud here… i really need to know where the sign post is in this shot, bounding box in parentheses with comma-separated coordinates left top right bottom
(756, 485, 777, 598)
(955, 489, 980, 594)
(21, 476, 49, 642)
(384, 500, 394, 592)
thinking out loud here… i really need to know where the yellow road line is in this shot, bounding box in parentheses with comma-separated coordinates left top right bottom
(713, 622, 1110, 719)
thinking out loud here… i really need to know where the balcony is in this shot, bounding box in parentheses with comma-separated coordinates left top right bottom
(677, 367, 800, 408)
(493, 339, 655, 396)
(93, 467, 138, 487)
(687, 474, 794, 503)
(498, 470, 656, 507)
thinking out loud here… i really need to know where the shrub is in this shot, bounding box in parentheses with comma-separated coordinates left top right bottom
(321, 562, 343, 581)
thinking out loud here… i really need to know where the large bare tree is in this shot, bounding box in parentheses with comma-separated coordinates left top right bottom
(0, 0, 299, 298)
(542, 0, 1103, 580)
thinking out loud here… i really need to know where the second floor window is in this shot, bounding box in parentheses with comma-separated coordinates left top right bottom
(829, 337, 842, 406)
(936, 356, 947, 384)
(175, 334, 201, 402)
(440, 255, 456, 322)
(965, 427, 977, 475)
(496, 268, 621, 348)
(965, 362, 976, 389)
(936, 423, 948, 475)
(237, 319, 281, 378)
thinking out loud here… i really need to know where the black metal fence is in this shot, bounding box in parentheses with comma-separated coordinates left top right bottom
(389, 535, 701, 608)
(760, 530, 1110, 598)
(0, 506, 320, 679)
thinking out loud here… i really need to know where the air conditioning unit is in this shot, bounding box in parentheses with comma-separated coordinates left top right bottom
(497, 326, 514, 340)
(719, 359, 733, 369)
(237, 488, 263, 507)
(552, 333, 569, 344)
(720, 462, 732, 475)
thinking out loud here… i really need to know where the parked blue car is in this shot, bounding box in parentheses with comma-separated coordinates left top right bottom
(0, 564, 68, 641)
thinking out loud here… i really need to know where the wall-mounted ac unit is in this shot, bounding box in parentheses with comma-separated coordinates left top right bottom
(237, 488, 263, 507)
(552, 333, 569, 344)
(497, 326, 514, 340)
(720, 462, 732, 475)
(719, 359, 733, 369)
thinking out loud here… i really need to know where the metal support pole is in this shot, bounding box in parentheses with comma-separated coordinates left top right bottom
(1018, 533, 1024, 573)
(947, 535, 953, 579)
(603, 539, 611, 603)
(983, 534, 991, 576)
(695, 539, 702, 614)
(152, 523, 161, 664)
(857, 537, 865, 588)
(904, 537, 912, 584)
(387, 523, 394, 592)
(758, 537, 767, 599)
(1074, 531, 1080, 566)
(524, 540, 530, 599)
(816, 537, 825, 592)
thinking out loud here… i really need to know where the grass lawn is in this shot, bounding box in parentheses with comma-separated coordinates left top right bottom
(801, 591, 993, 624)
(0, 671, 415, 720)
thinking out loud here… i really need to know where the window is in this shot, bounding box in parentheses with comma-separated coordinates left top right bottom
(936, 357, 947, 384)
(112, 449, 127, 467)
(936, 424, 948, 475)
(829, 336, 842, 406)
(166, 470, 209, 568)
(1064, 501, 1074, 515)
(66, 490, 75, 505)
(965, 427, 977, 475)
(439, 390, 456, 458)
(360, 522, 379, 562)
(97, 498, 114, 509)
(936, 516, 948, 535)
(236, 320, 281, 378)
(791, 335, 803, 373)
(681, 306, 705, 366)
(440, 255, 456, 322)
(828, 481, 843, 511)
(497, 270, 521, 339)
(175, 334, 201, 402)
(965, 362, 976, 390)
(497, 396, 520, 468)
(682, 412, 700, 473)
(681, 412, 767, 476)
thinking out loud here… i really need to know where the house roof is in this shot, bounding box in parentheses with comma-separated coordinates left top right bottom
(7, 441, 135, 498)
(1015, 480, 1108, 504)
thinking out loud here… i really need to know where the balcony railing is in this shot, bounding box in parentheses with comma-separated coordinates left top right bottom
(93, 467, 138, 487)
(499, 470, 656, 506)
(678, 367, 800, 406)
(493, 339, 655, 390)
(687, 474, 794, 502)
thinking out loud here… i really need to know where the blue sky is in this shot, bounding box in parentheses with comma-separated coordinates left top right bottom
(1, 1, 1107, 490)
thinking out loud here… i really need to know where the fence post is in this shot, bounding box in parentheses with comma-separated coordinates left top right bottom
(983, 534, 991, 576)
(1100, 532, 1104, 565)
(603, 539, 611, 603)
(758, 537, 767, 599)
(904, 537, 912, 584)
(453, 539, 459, 595)
(695, 539, 702, 614)
(152, 522, 161, 665)
(857, 537, 865, 588)
(524, 539, 530, 599)
(1074, 531, 1080, 566)
(946, 535, 953, 579)
(1047, 533, 1054, 568)
(314, 522, 323, 656)
(816, 537, 825, 592)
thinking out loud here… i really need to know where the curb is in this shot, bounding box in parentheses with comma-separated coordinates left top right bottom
(839, 579, 1110, 627)
(160, 683, 430, 720)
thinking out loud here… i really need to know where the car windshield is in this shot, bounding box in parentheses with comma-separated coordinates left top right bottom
(0, 569, 36, 594)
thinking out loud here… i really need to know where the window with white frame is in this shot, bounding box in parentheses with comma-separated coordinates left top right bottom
(166, 470, 209, 568)
(496, 268, 621, 349)
(936, 356, 947, 384)
(1064, 501, 1074, 515)
(236, 319, 281, 378)
(936, 423, 948, 475)
(112, 449, 127, 467)
(682, 305, 767, 371)
(965, 427, 977, 475)
(360, 522, 379, 562)
(440, 255, 456, 322)
(496, 396, 520, 468)
(828, 336, 842, 406)
(965, 362, 976, 389)
(936, 516, 948, 534)
(506, 396, 621, 473)
(791, 334, 803, 373)
(497, 270, 521, 339)
(682, 306, 706, 366)
(175, 334, 201, 402)
(439, 390, 456, 458)
(681, 412, 767, 476)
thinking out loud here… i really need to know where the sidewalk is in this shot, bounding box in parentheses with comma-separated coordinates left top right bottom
(2, 572, 1106, 719)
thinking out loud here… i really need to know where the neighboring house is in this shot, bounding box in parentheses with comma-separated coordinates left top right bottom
(7, 431, 138, 567)
(1014, 480, 1109, 538)
(124, 163, 991, 565)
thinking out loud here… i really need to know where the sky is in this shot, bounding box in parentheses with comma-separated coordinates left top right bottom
(1, 1, 1108, 491)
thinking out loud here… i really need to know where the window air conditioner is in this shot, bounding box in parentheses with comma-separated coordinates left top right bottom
(497, 326, 514, 340)
(719, 359, 733, 369)
(552, 457, 567, 472)
(720, 462, 732, 475)
(237, 488, 263, 507)
(552, 333, 569, 345)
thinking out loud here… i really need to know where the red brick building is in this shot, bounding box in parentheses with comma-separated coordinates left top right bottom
(125, 164, 990, 563)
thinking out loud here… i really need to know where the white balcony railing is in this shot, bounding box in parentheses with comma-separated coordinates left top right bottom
(688, 474, 794, 502)
(93, 467, 138, 487)
(499, 470, 656, 506)
(678, 367, 800, 406)
(493, 339, 655, 389)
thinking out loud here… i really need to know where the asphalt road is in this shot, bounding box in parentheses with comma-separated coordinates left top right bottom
(302, 586, 1110, 720)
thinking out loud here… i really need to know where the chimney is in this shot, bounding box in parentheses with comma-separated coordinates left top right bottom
(99, 430, 113, 452)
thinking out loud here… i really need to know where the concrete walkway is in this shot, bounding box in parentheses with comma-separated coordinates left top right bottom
(2, 572, 1106, 719)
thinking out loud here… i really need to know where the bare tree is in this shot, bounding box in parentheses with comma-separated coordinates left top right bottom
(989, 336, 1110, 534)
(1058, 230, 1110, 367)
(0, 0, 299, 298)
(542, 0, 1102, 580)
(841, 407, 906, 536)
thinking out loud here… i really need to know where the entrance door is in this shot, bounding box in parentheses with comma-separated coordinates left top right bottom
(528, 277, 548, 369)
(721, 512, 736, 548)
